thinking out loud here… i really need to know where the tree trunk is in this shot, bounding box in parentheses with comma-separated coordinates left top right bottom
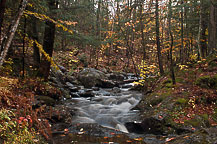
(168, 0, 176, 84)
(0, 0, 28, 67)
(32, 16, 40, 68)
(208, 0, 216, 55)
(39, 0, 56, 80)
(139, 1, 146, 60)
(198, 0, 208, 58)
(155, 0, 164, 75)
(95, 0, 101, 68)
(180, 0, 184, 63)
(0, 0, 7, 46)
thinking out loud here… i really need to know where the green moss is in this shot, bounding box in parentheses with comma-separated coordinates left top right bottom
(150, 97, 164, 106)
(176, 77, 184, 83)
(195, 75, 217, 89)
(208, 58, 217, 70)
(175, 98, 188, 106)
(165, 83, 174, 88)
(212, 108, 217, 122)
(162, 78, 177, 88)
(163, 79, 172, 84)
(184, 119, 201, 127)
(185, 114, 211, 128)
(200, 114, 209, 121)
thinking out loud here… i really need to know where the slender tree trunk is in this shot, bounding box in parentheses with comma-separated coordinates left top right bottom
(139, 1, 146, 60)
(208, 0, 216, 55)
(39, 0, 56, 80)
(95, 0, 101, 68)
(32, 16, 40, 68)
(184, 4, 190, 61)
(180, 0, 184, 63)
(155, 0, 164, 75)
(198, 0, 208, 58)
(22, 16, 26, 78)
(0, 0, 7, 46)
(168, 0, 176, 84)
(0, 0, 28, 67)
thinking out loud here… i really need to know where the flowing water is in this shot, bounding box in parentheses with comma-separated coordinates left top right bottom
(51, 76, 157, 144)
(65, 86, 142, 133)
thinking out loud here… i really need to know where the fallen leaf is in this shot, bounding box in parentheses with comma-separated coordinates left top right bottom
(165, 137, 175, 142)
(134, 138, 143, 141)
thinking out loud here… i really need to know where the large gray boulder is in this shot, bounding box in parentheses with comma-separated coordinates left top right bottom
(77, 68, 109, 88)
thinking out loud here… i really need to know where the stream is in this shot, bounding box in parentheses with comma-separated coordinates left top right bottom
(51, 73, 153, 144)
(50, 71, 168, 144)
(65, 84, 142, 133)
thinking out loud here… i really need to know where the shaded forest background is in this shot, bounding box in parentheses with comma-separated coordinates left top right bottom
(0, 0, 216, 80)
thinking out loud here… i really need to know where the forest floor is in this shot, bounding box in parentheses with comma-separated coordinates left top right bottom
(0, 55, 216, 143)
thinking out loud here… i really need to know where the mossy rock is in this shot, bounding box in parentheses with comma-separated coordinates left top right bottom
(200, 114, 209, 121)
(165, 83, 174, 88)
(176, 77, 185, 83)
(208, 58, 217, 69)
(184, 118, 201, 127)
(184, 115, 210, 128)
(150, 97, 164, 106)
(175, 98, 188, 106)
(169, 128, 217, 144)
(162, 79, 176, 88)
(162, 79, 172, 85)
(195, 75, 217, 89)
(37, 95, 56, 106)
(211, 108, 217, 122)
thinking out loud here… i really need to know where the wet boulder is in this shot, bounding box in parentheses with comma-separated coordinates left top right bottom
(98, 79, 117, 88)
(107, 72, 125, 81)
(57, 65, 67, 73)
(65, 75, 79, 85)
(125, 113, 170, 135)
(167, 128, 217, 144)
(77, 68, 109, 88)
(69, 87, 79, 92)
(78, 89, 95, 97)
(112, 87, 121, 93)
(50, 67, 66, 84)
(65, 82, 74, 88)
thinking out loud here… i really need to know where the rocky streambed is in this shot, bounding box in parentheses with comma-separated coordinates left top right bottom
(42, 67, 217, 144)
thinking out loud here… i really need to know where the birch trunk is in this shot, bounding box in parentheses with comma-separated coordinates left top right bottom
(0, 0, 28, 67)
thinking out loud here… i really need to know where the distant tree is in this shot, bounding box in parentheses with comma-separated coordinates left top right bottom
(180, 0, 184, 63)
(168, 0, 176, 84)
(208, 0, 217, 55)
(198, 0, 208, 58)
(155, 0, 164, 75)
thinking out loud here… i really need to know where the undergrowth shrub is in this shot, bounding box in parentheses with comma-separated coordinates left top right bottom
(0, 109, 46, 144)
(0, 77, 59, 142)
